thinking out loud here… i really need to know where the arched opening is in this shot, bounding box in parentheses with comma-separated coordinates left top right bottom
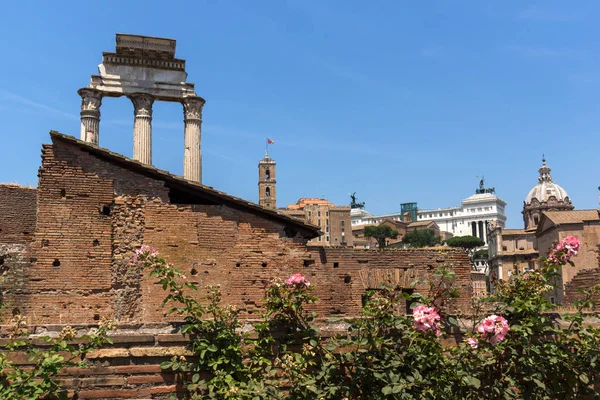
(265, 187, 271, 197)
(265, 169, 270, 180)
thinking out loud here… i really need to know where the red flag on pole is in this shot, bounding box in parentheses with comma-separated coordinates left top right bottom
(267, 139, 275, 144)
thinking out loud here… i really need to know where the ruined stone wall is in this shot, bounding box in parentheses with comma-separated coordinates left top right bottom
(1, 138, 473, 324)
(0, 184, 37, 245)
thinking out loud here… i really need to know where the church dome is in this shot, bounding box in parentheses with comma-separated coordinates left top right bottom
(522, 157, 573, 230)
(524, 158, 570, 205)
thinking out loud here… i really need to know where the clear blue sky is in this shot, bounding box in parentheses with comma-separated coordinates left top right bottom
(1, 1, 599, 227)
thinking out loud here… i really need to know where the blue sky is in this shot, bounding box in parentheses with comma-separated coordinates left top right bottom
(1, 1, 599, 227)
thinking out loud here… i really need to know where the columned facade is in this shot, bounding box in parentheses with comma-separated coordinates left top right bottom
(129, 94, 154, 165)
(182, 96, 205, 184)
(78, 34, 207, 180)
(78, 88, 103, 145)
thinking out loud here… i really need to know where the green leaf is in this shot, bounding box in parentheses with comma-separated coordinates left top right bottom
(533, 379, 545, 389)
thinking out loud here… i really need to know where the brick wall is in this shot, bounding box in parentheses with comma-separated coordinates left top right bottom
(1, 137, 473, 324)
(0, 184, 37, 245)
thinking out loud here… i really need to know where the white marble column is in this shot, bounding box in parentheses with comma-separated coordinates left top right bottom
(129, 94, 154, 165)
(182, 96, 205, 183)
(78, 88, 103, 144)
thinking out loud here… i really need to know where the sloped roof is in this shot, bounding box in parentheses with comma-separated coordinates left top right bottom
(50, 131, 321, 238)
(408, 220, 438, 228)
(501, 229, 530, 235)
(542, 210, 599, 225)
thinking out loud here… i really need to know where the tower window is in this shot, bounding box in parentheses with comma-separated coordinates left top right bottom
(265, 169, 270, 180)
(265, 187, 271, 197)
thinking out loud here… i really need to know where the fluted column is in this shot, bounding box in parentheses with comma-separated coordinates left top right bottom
(129, 94, 154, 165)
(182, 96, 206, 183)
(78, 88, 103, 144)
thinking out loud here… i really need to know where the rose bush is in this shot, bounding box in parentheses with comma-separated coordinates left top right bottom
(132, 235, 600, 399)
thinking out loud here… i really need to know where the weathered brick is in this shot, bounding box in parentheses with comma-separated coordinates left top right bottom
(78, 389, 139, 398)
(127, 373, 175, 385)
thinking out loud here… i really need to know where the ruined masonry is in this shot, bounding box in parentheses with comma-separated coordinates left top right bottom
(0, 35, 473, 325)
(0, 33, 475, 399)
(78, 34, 205, 183)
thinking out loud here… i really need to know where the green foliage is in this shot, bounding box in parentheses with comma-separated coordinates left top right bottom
(473, 249, 488, 259)
(138, 239, 600, 399)
(402, 229, 441, 248)
(0, 317, 113, 399)
(364, 225, 399, 249)
(446, 235, 485, 249)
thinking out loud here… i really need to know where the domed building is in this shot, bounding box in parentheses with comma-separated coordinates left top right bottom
(522, 157, 573, 229)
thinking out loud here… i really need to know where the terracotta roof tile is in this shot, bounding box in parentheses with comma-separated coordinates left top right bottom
(543, 210, 599, 225)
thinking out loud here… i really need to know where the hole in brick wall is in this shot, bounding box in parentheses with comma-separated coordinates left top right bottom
(101, 205, 111, 216)
(93, 239, 100, 247)
(204, 270, 209, 274)
(0, 258, 4, 266)
(23, 231, 29, 235)
(333, 262, 339, 268)
(52, 259, 61, 268)
(303, 260, 315, 267)
(42, 239, 49, 247)
(29, 257, 37, 263)
(93, 314, 100, 321)
(12, 308, 20, 316)
(262, 262, 268, 268)
(60, 189, 66, 198)
(191, 268, 198, 276)
(344, 275, 352, 284)
(236, 263, 241, 268)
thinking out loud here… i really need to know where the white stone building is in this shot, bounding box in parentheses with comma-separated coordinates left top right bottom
(350, 189, 507, 247)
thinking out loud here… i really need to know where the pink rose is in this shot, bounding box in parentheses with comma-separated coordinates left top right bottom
(285, 273, 310, 287)
(466, 337, 478, 349)
(476, 315, 509, 345)
(133, 244, 158, 263)
(547, 236, 580, 264)
(413, 306, 441, 336)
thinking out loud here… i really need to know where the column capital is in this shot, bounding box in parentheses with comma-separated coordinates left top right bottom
(129, 93, 155, 118)
(78, 88, 103, 112)
(182, 96, 206, 121)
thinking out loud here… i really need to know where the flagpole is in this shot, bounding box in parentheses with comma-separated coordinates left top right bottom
(265, 138, 268, 157)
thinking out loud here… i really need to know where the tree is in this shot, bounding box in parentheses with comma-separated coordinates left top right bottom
(402, 229, 441, 248)
(446, 235, 485, 250)
(364, 225, 398, 249)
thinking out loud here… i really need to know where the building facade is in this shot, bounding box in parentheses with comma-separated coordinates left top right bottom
(351, 184, 506, 247)
(487, 158, 600, 305)
(280, 198, 353, 247)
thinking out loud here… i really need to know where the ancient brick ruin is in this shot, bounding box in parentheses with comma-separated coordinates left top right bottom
(0, 132, 472, 324)
(0, 34, 475, 398)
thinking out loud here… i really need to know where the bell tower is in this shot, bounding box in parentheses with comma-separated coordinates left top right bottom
(258, 152, 276, 209)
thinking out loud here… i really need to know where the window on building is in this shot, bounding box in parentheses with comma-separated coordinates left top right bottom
(318, 211, 321, 217)
(265, 169, 270, 180)
(265, 187, 270, 197)
(326, 236, 330, 241)
(326, 212, 329, 216)
(318, 219, 321, 226)
(341, 221, 345, 227)
(326, 227, 329, 232)
(318, 236, 322, 242)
